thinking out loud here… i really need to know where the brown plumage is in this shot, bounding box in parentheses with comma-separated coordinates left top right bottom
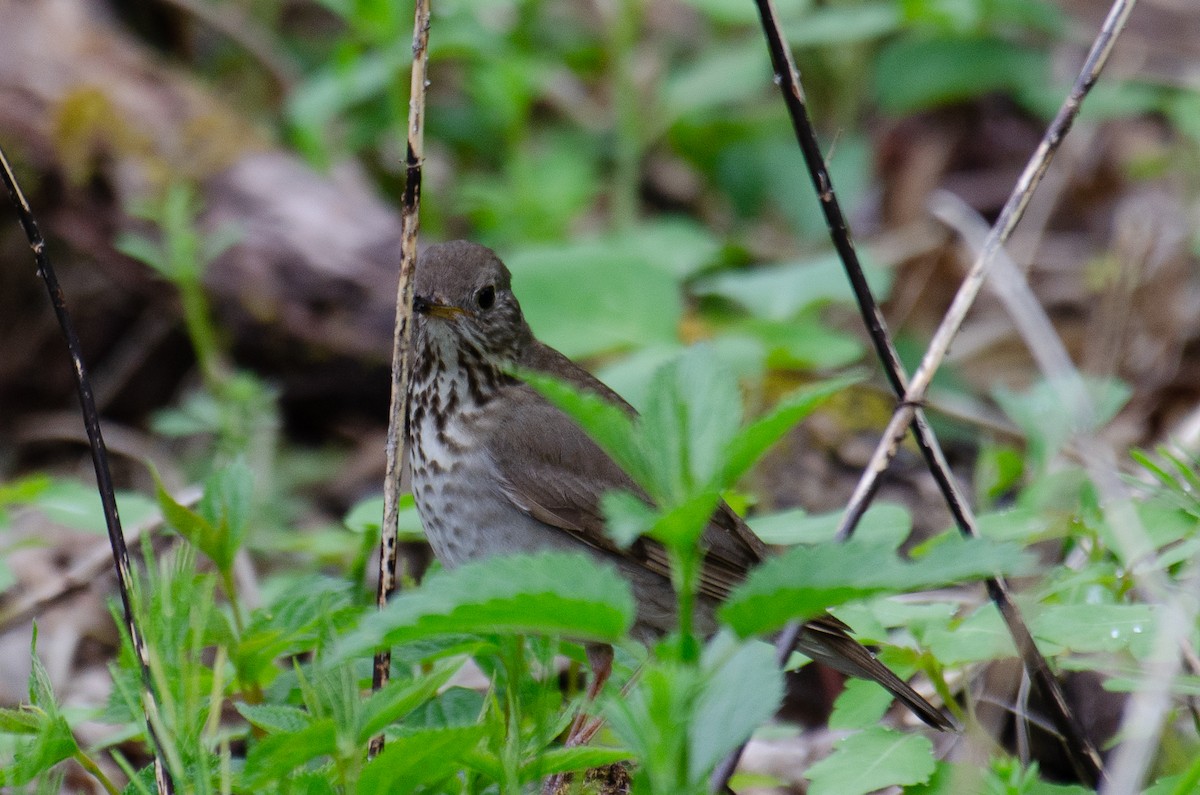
(407, 240, 952, 731)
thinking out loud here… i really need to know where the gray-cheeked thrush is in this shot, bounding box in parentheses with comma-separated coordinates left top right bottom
(407, 240, 951, 731)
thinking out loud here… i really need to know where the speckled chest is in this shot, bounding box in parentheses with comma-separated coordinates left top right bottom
(407, 339, 499, 564)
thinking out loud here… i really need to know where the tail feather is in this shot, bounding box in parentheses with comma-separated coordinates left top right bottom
(795, 620, 956, 731)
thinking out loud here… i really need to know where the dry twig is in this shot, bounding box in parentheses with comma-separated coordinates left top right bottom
(0, 146, 177, 794)
(369, 0, 432, 760)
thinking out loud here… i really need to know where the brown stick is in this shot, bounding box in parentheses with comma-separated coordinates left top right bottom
(0, 146, 177, 793)
(369, 0, 432, 760)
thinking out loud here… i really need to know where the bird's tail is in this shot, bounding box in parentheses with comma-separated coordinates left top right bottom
(794, 619, 956, 731)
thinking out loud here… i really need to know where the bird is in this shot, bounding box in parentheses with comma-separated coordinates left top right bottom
(405, 239, 952, 732)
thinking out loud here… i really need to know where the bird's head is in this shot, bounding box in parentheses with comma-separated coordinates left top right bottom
(412, 241, 530, 363)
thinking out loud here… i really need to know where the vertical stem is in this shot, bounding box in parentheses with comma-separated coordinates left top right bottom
(609, 0, 641, 229)
(0, 147, 177, 795)
(178, 274, 224, 392)
(671, 547, 700, 663)
(371, 0, 432, 758)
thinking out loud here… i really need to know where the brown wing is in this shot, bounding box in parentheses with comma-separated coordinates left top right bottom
(496, 343, 952, 730)
(488, 341, 763, 600)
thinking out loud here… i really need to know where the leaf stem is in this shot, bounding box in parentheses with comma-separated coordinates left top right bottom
(75, 749, 121, 795)
(609, 0, 641, 229)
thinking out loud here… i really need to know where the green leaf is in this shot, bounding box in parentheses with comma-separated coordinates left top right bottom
(404, 687, 486, 731)
(921, 604, 1014, 665)
(114, 232, 167, 274)
(749, 502, 912, 547)
(519, 369, 650, 490)
(505, 240, 680, 358)
(4, 631, 79, 786)
(720, 376, 857, 487)
(873, 36, 1048, 115)
(735, 316, 866, 370)
(241, 718, 338, 787)
(197, 459, 254, 570)
(601, 490, 658, 548)
(338, 551, 635, 658)
(344, 494, 425, 541)
(357, 726, 486, 794)
(0, 707, 44, 734)
(829, 677, 893, 729)
(639, 345, 742, 502)
(649, 490, 722, 549)
(783, 3, 903, 46)
(694, 250, 892, 321)
(356, 662, 462, 742)
(720, 536, 1035, 637)
(805, 727, 935, 795)
(662, 43, 770, 124)
(993, 375, 1131, 471)
(153, 473, 222, 570)
(684, 0, 808, 26)
(690, 635, 784, 781)
(234, 703, 311, 734)
(1033, 604, 1156, 658)
(614, 218, 722, 280)
(30, 479, 157, 535)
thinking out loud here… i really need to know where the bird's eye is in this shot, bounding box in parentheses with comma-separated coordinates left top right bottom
(476, 285, 496, 310)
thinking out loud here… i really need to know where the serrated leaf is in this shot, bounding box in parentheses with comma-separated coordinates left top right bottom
(357, 662, 461, 742)
(694, 251, 893, 321)
(198, 459, 253, 571)
(234, 703, 311, 734)
(720, 537, 1035, 637)
(404, 687, 486, 731)
(0, 707, 44, 734)
(828, 677, 893, 729)
(338, 551, 635, 659)
(690, 634, 784, 781)
(650, 489, 722, 549)
(639, 345, 742, 503)
(720, 376, 857, 487)
(357, 726, 486, 794)
(241, 718, 338, 787)
(153, 470, 221, 568)
(601, 490, 657, 548)
(749, 502, 911, 547)
(6, 633, 78, 787)
(805, 727, 935, 795)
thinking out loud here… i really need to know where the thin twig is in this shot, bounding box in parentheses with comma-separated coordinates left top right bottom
(0, 147, 176, 794)
(936, 191, 1200, 793)
(833, 0, 1135, 773)
(1101, 562, 1200, 795)
(710, 0, 1139, 788)
(369, 0, 431, 760)
(836, 0, 1140, 543)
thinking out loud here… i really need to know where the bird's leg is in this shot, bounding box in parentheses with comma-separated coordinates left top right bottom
(542, 644, 615, 795)
(564, 643, 613, 746)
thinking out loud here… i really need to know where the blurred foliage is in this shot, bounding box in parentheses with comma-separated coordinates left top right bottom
(4, 0, 1200, 792)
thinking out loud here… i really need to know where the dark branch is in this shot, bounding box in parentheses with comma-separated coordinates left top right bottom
(0, 146, 177, 793)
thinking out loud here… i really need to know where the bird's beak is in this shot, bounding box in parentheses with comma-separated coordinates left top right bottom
(414, 294, 468, 319)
